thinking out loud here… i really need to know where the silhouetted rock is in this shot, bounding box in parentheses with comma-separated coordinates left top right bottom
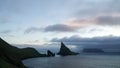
(57, 42, 79, 56)
(0, 38, 48, 68)
(83, 48, 104, 53)
(47, 50, 55, 57)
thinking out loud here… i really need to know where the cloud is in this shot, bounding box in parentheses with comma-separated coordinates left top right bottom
(75, 0, 120, 17)
(51, 35, 120, 49)
(51, 35, 120, 42)
(0, 30, 15, 37)
(0, 30, 12, 34)
(108, 0, 120, 12)
(24, 27, 42, 34)
(0, 16, 11, 24)
(64, 18, 94, 27)
(24, 23, 80, 34)
(27, 40, 40, 43)
(24, 14, 120, 34)
(0, 0, 22, 14)
(44, 24, 78, 32)
(66, 15, 120, 27)
(43, 18, 95, 32)
(96, 15, 120, 25)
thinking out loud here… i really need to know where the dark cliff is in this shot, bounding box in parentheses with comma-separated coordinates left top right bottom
(0, 38, 47, 68)
(57, 42, 79, 56)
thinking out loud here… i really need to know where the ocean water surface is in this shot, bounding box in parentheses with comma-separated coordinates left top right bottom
(23, 55, 120, 68)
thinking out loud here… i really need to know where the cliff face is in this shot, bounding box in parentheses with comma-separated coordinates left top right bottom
(0, 38, 47, 68)
(57, 42, 79, 56)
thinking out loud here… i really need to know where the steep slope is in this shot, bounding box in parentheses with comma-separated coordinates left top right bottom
(0, 38, 47, 68)
(0, 38, 26, 68)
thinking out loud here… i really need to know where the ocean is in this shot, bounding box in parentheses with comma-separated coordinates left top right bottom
(23, 54, 120, 68)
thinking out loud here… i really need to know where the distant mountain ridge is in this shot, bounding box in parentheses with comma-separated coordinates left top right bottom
(82, 48, 104, 53)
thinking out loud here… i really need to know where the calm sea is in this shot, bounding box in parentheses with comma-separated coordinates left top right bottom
(23, 55, 120, 68)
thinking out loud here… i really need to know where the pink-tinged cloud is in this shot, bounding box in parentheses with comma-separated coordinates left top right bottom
(25, 14, 120, 33)
(65, 15, 120, 28)
(64, 18, 96, 28)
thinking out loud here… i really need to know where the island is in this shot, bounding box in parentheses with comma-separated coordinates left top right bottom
(82, 48, 104, 53)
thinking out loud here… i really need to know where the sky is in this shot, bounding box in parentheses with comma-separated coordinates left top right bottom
(0, 0, 120, 45)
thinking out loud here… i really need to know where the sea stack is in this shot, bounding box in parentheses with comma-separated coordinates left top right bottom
(57, 42, 79, 56)
(47, 50, 55, 57)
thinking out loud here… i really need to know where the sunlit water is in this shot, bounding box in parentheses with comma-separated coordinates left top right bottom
(23, 55, 120, 68)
